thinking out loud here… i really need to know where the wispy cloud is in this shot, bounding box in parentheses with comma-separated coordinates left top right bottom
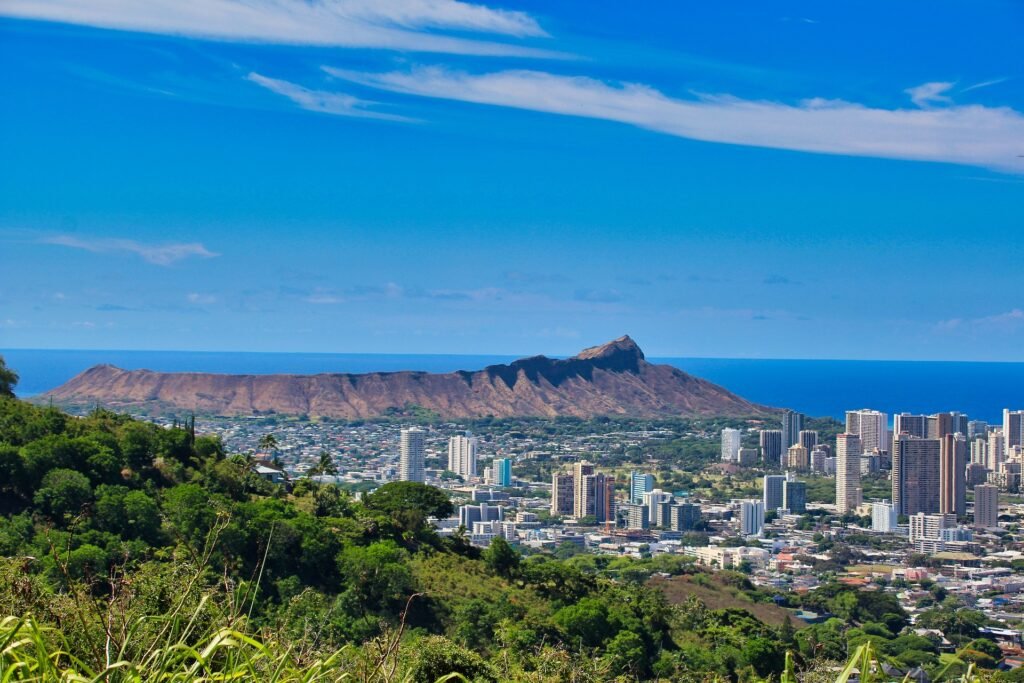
(763, 274, 801, 286)
(328, 67, 1024, 173)
(937, 308, 1024, 334)
(42, 235, 219, 265)
(247, 73, 412, 121)
(905, 81, 954, 108)
(962, 77, 1009, 93)
(0, 0, 552, 57)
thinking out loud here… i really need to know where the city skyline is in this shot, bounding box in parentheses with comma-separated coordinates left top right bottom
(1, 2, 1023, 360)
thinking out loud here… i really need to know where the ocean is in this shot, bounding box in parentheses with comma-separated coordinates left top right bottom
(2, 348, 1022, 423)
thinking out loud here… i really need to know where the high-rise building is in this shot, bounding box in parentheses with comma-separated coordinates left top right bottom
(974, 484, 999, 529)
(970, 437, 989, 467)
(810, 445, 830, 473)
(459, 502, 503, 529)
(619, 503, 649, 530)
(909, 512, 956, 543)
(644, 488, 673, 527)
(1004, 409, 1024, 451)
(892, 434, 940, 516)
(447, 433, 478, 478)
(736, 448, 758, 466)
(739, 500, 765, 536)
(966, 462, 989, 487)
(782, 410, 805, 448)
(669, 503, 701, 531)
(721, 428, 742, 462)
(927, 413, 954, 440)
(551, 472, 575, 516)
(759, 430, 783, 466)
(573, 462, 614, 522)
(493, 458, 513, 487)
(783, 480, 807, 513)
(893, 413, 927, 439)
(629, 471, 654, 504)
(939, 434, 967, 517)
(798, 430, 819, 454)
(989, 430, 1006, 472)
(950, 412, 969, 437)
(763, 474, 787, 511)
(968, 420, 989, 441)
(871, 501, 897, 532)
(836, 433, 863, 514)
(846, 409, 888, 454)
(399, 427, 425, 482)
(786, 444, 809, 471)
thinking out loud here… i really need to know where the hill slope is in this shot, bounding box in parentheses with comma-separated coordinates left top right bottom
(42, 336, 773, 418)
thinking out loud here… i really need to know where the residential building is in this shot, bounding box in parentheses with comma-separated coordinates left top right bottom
(892, 434, 940, 516)
(893, 413, 928, 439)
(644, 488, 673, 527)
(619, 502, 649, 530)
(939, 433, 967, 516)
(574, 462, 614, 523)
(989, 429, 1006, 472)
(927, 413, 954, 440)
(968, 420, 989, 440)
(447, 433, 478, 478)
(783, 479, 807, 514)
(846, 409, 888, 454)
(810, 446, 829, 473)
(872, 501, 897, 532)
(669, 503, 702, 532)
(721, 428, 742, 462)
(799, 429, 819, 454)
(399, 427, 425, 483)
(786, 444, 809, 471)
(759, 430, 783, 466)
(493, 458, 513, 487)
(763, 474, 787, 511)
(909, 512, 956, 543)
(1004, 409, 1024, 451)
(974, 484, 999, 529)
(740, 499, 765, 536)
(551, 472, 574, 516)
(836, 433, 863, 514)
(629, 471, 654, 504)
(782, 410, 805, 448)
(737, 448, 758, 466)
(459, 502, 503, 529)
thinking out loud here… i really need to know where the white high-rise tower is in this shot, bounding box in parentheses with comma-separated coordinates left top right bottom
(836, 433, 863, 514)
(447, 433, 478, 478)
(399, 427, 425, 482)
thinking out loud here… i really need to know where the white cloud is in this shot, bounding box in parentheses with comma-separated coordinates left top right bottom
(935, 309, 1024, 334)
(962, 77, 1009, 93)
(43, 235, 219, 265)
(186, 292, 217, 304)
(247, 73, 412, 121)
(905, 81, 953, 108)
(0, 0, 551, 57)
(328, 67, 1024, 173)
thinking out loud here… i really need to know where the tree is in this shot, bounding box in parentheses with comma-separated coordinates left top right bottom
(258, 433, 279, 454)
(604, 630, 647, 678)
(337, 540, 413, 614)
(0, 355, 18, 398)
(483, 536, 520, 578)
(33, 468, 92, 521)
(553, 597, 611, 648)
(363, 481, 453, 520)
(314, 450, 337, 477)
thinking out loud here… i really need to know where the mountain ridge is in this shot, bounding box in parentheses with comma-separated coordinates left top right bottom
(42, 336, 775, 418)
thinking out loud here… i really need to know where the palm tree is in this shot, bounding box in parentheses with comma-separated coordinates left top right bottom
(0, 355, 18, 398)
(316, 450, 338, 477)
(258, 433, 279, 455)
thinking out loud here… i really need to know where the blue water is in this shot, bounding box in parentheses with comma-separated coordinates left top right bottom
(2, 349, 1021, 422)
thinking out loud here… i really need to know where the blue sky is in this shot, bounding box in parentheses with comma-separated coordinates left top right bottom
(1, 1, 1023, 360)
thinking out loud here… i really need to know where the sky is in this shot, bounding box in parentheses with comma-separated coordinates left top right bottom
(1, 1, 1023, 360)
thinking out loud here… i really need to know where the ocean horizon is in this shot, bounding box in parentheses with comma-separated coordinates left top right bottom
(2, 348, 1021, 423)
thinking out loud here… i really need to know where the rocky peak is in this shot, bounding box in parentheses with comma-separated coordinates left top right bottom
(575, 335, 645, 362)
